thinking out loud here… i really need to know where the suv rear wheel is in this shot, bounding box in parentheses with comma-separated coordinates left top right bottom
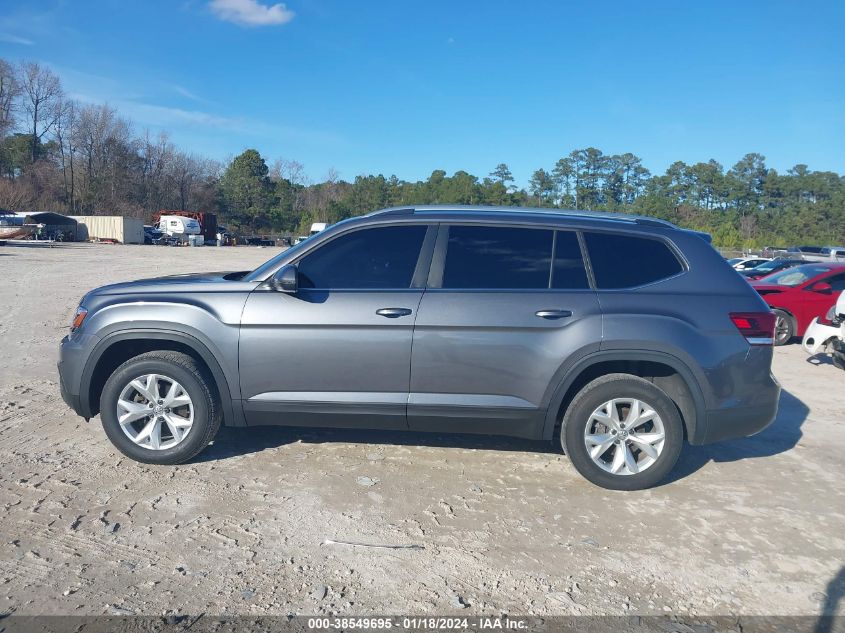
(99, 351, 222, 464)
(562, 374, 683, 490)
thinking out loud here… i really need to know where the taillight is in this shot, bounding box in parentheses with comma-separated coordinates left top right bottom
(730, 311, 776, 345)
(819, 305, 836, 326)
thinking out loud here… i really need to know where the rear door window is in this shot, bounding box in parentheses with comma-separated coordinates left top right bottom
(584, 232, 683, 289)
(441, 225, 553, 289)
(552, 231, 590, 289)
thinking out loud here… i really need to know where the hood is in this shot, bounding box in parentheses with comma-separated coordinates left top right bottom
(85, 271, 253, 298)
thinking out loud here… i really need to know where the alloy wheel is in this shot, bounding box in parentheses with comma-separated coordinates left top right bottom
(583, 398, 666, 476)
(775, 316, 790, 344)
(116, 373, 194, 450)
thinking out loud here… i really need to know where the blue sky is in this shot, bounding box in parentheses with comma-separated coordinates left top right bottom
(1, 0, 843, 185)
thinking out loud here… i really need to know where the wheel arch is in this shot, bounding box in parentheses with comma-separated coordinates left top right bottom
(542, 350, 707, 445)
(79, 329, 244, 426)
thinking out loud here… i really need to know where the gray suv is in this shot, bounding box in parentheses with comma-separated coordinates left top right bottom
(58, 206, 780, 490)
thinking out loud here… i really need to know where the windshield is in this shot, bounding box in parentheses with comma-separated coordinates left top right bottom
(245, 238, 312, 281)
(753, 260, 787, 272)
(761, 264, 831, 286)
(727, 258, 743, 265)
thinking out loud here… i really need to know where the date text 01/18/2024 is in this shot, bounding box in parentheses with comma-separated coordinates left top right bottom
(307, 617, 529, 630)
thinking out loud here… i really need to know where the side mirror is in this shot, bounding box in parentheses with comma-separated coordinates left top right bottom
(271, 264, 298, 293)
(812, 282, 832, 294)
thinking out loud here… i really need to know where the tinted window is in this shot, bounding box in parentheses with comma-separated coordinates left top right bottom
(823, 273, 845, 291)
(584, 232, 683, 289)
(297, 225, 427, 289)
(552, 231, 589, 289)
(442, 226, 553, 289)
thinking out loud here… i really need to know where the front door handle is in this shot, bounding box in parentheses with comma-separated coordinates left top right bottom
(535, 309, 573, 319)
(376, 308, 413, 318)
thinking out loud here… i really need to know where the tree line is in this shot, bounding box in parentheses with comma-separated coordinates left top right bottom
(1, 57, 843, 248)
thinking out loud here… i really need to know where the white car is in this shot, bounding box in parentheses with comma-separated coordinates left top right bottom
(727, 257, 772, 271)
(802, 289, 845, 369)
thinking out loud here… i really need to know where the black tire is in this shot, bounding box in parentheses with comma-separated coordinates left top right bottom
(833, 350, 845, 371)
(99, 351, 222, 464)
(773, 309, 795, 346)
(562, 374, 684, 491)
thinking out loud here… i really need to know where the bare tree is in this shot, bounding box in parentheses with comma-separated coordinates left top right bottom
(72, 103, 134, 212)
(0, 59, 20, 140)
(54, 98, 77, 211)
(0, 176, 34, 210)
(19, 62, 63, 163)
(139, 129, 174, 213)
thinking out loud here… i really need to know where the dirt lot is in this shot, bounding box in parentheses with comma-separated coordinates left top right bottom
(0, 242, 843, 618)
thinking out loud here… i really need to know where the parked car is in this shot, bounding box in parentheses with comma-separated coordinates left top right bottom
(727, 257, 771, 271)
(245, 236, 276, 246)
(787, 245, 825, 258)
(58, 206, 780, 491)
(751, 263, 845, 344)
(143, 225, 163, 245)
(801, 292, 845, 362)
(817, 246, 845, 262)
(144, 225, 178, 246)
(802, 290, 845, 369)
(739, 258, 804, 280)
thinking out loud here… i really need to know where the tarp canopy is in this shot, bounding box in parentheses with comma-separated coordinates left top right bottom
(18, 212, 77, 226)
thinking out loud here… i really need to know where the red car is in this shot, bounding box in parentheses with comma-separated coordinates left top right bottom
(751, 263, 845, 345)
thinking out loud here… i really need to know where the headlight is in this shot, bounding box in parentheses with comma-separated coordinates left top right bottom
(71, 306, 88, 331)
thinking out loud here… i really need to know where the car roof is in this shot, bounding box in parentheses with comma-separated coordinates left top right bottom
(364, 205, 680, 229)
(788, 262, 845, 274)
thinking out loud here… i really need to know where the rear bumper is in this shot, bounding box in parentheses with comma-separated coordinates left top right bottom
(696, 372, 781, 445)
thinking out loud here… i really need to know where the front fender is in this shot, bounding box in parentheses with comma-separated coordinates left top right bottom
(76, 296, 248, 424)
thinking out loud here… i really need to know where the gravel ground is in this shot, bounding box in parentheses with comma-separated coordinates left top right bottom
(0, 241, 843, 618)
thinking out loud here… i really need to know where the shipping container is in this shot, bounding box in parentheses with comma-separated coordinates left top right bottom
(71, 216, 144, 244)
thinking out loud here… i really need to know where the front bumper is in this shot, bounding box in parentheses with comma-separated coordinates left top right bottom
(802, 317, 841, 355)
(58, 359, 83, 415)
(58, 332, 99, 418)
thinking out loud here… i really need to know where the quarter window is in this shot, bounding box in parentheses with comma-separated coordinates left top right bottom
(442, 226, 553, 289)
(584, 232, 683, 289)
(297, 225, 427, 289)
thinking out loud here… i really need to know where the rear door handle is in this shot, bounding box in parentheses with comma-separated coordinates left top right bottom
(535, 309, 572, 319)
(376, 308, 413, 318)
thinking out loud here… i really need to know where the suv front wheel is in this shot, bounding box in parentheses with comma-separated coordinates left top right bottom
(562, 374, 683, 490)
(100, 351, 222, 464)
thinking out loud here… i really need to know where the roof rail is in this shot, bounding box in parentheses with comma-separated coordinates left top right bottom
(366, 205, 679, 229)
(367, 207, 414, 217)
